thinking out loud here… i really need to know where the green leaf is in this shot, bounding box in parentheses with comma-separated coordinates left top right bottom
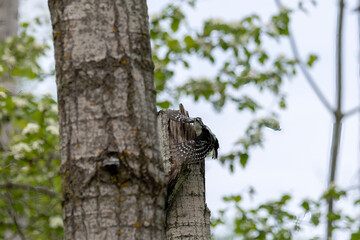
(232, 195, 242, 203)
(234, 96, 260, 112)
(249, 186, 255, 196)
(157, 101, 170, 109)
(219, 39, 229, 50)
(310, 212, 321, 226)
(240, 153, 248, 168)
(281, 194, 291, 203)
(35, 17, 41, 25)
(22, 22, 29, 28)
(171, 18, 180, 32)
(258, 53, 268, 64)
(301, 200, 310, 211)
(351, 233, 360, 240)
(307, 54, 318, 67)
(11, 67, 37, 79)
(183, 60, 190, 68)
(279, 96, 286, 109)
(229, 163, 234, 172)
(327, 212, 341, 221)
(184, 36, 195, 49)
(223, 195, 242, 203)
(168, 39, 181, 52)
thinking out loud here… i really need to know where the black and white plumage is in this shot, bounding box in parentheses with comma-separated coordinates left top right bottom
(165, 110, 197, 124)
(167, 111, 219, 163)
(165, 110, 220, 203)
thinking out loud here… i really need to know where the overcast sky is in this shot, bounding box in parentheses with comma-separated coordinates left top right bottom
(20, 0, 359, 238)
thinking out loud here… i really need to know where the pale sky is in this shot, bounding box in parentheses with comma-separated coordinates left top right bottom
(20, 0, 360, 239)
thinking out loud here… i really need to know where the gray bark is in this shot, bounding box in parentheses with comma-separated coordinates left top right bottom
(0, 2, 23, 240)
(0, 0, 18, 92)
(48, 0, 166, 239)
(158, 106, 211, 240)
(0, 0, 18, 149)
(0, 0, 18, 42)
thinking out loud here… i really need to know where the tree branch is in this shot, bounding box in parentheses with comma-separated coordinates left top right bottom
(327, 1, 345, 239)
(0, 182, 59, 198)
(3, 193, 26, 240)
(336, 2, 344, 116)
(275, 1, 345, 239)
(343, 106, 360, 117)
(274, 0, 333, 113)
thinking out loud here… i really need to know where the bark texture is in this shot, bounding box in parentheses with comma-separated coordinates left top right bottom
(48, 0, 166, 239)
(158, 107, 211, 240)
(0, 0, 18, 42)
(0, 0, 17, 150)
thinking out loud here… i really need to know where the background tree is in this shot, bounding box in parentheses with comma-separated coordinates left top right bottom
(0, 0, 18, 94)
(0, 0, 18, 42)
(0, 0, 18, 153)
(0, 1, 58, 238)
(0, 92, 61, 239)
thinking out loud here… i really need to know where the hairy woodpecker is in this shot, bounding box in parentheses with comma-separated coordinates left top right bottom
(165, 110, 219, 205)
(166, 110, 219, 164)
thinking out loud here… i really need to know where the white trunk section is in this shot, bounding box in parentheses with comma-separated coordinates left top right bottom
(0, 0, 18, 42)
(158, 107, 211, 240)
(0, 0, 18, 150)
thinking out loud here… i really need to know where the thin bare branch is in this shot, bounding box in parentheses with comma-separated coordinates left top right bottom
(345, 184, 360, 191)
(343, 106, 360, 117)
(274, 0, 333, 113)
(275, 0, 345, 239)
(336, 4, 344, 116)
(327, 0, 345, 239)
(327, 122, 342, 239)
(0, 182, 59, 198)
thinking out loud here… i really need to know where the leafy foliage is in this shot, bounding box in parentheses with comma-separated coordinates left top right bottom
(0, 20, 60, 239)
(212, 190, 298, 240)
(152, 3, 297, 110)
(0, 89, 61, 239)
(0, 23, 49, 82)
(220, 116, 280, 171)
(212, 185, 360, 239)
(151, 1, 297, 169)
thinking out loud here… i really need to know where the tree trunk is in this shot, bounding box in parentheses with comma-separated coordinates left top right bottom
(158, 106, 211, 240)
(0, 0, 18, 91)
(0, 0, 18, 148)
(0, 0, 18, 42)
(48, 0, 166, 239)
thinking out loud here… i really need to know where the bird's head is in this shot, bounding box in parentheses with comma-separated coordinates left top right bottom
(194, 117, 204, 127)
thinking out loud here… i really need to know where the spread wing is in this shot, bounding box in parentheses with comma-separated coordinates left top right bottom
(165, 110, 194, 124)
(170, 139, 213, 164)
